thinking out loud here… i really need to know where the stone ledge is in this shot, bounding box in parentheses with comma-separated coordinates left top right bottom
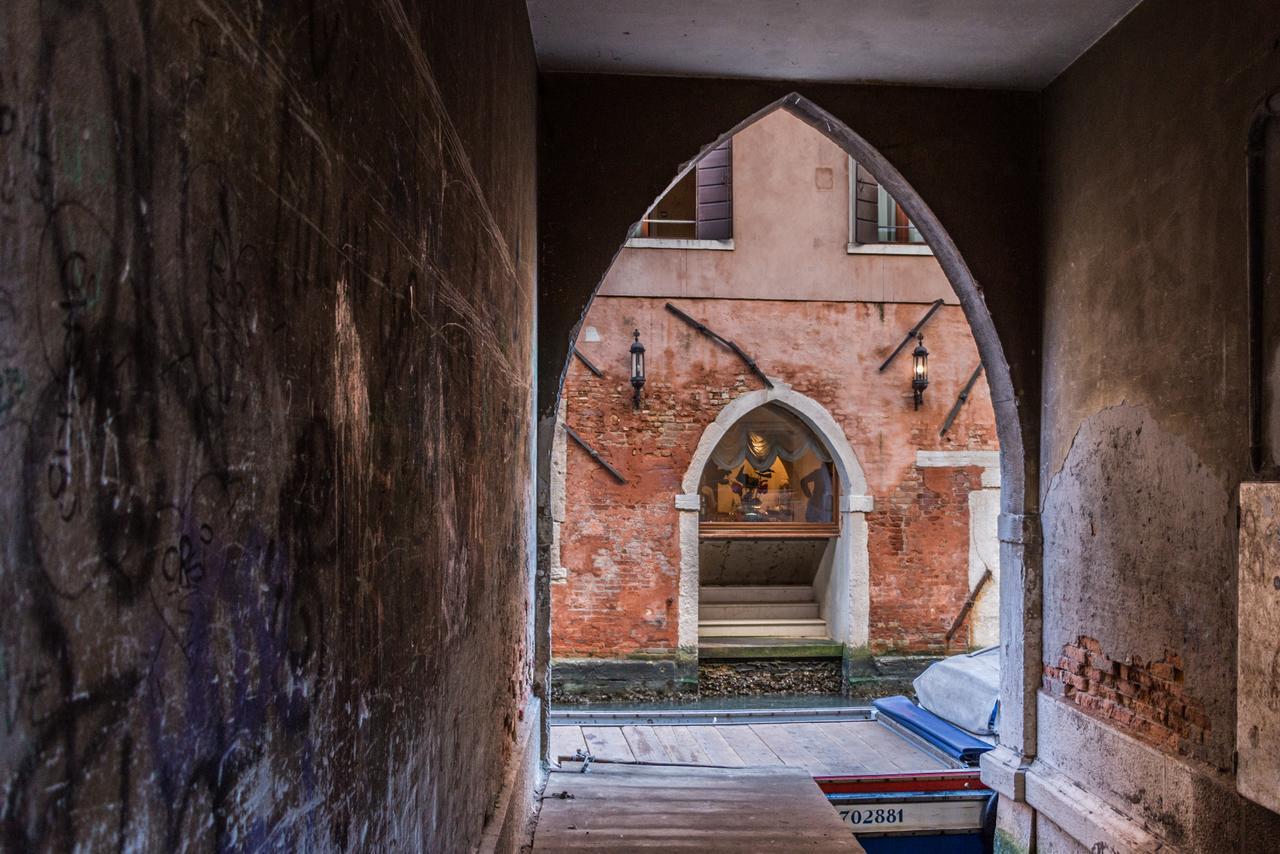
(979, 744, 1026, 801)
(698, 639, 845, 660)
(1023, 760, 1162, 853)
(551, 656, 697, 701)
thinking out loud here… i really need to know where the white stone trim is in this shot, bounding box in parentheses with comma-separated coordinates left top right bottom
(675, 493, 701, 511)
(677, 508, 700, 650)
(845, 241, 934, 256)
(841, 493, 875, 513)
(1024, 761, 1162, 852)
(550, 402, 569, 584)
(624, 237, 735, 251)
(678, 381, 871, 650)
(683, 380, 868, 495)
(979, 745, 1027, 802)
(968, 488, 1001, 647)
(982, 741, 1161, 852)
(915, 449, 1001, 487)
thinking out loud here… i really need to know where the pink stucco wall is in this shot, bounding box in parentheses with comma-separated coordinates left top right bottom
(600, 109, 956, 305)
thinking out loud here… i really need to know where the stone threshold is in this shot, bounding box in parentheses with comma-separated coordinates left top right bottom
(698, 638, 845, 660)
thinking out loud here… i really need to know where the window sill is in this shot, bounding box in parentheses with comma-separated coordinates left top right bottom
(846, 242, 933, 256)
(699, 522, 839, 540)
(625, 237, 735, 251)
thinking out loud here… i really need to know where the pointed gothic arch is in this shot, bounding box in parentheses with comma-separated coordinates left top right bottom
(538, 91, 1035, 767)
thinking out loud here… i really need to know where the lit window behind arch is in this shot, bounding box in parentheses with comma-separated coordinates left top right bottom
(698, 404, 838, 537)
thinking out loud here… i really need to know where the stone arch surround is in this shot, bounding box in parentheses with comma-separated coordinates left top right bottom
(675, 382, 874, 656)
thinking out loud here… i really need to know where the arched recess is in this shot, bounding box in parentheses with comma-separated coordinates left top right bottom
(674, 382, 874, 656)
(537, 92, 1038, 772)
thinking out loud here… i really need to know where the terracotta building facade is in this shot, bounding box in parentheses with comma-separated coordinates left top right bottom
(550, 110, 1000, 695)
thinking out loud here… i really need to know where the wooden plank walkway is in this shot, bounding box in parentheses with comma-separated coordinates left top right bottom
(549, 720, 945, 776)
(534, 762, 865, 853)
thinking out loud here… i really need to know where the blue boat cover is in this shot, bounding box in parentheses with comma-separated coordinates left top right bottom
(872, 696, 993, 765)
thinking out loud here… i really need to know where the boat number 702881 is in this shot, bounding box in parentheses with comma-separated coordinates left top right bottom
(838, 807, 905, 826)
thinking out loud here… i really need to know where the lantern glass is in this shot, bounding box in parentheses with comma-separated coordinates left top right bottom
(911, 335, 928, 384)
(911, 334, 929, 410)
(630, 330, 645, 383)
(630, 329, 646, 408)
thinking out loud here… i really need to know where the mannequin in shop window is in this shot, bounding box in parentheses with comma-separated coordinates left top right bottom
(801, 465, 832, 523)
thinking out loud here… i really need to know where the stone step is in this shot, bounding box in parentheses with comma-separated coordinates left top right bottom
(698, 618, 830, 639)
(698, 637, 845, 660)
(699, 585, 815, 604)
(699, 601, 821, 621)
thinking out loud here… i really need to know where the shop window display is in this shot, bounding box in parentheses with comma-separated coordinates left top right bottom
(698, 404, 838, 538)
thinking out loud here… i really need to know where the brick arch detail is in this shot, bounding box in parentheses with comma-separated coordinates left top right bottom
(675, 381, 874, 654)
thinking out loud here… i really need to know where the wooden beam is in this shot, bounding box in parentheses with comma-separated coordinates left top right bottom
(939, 363, 984, 437)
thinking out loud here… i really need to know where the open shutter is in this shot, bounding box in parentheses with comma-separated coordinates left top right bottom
(696, 140, 732, 240)
(853, 162, 880, 244)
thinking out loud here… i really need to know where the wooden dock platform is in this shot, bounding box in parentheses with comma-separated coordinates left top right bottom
(549, 719, 947, 776)
(533, 762, 866, 853)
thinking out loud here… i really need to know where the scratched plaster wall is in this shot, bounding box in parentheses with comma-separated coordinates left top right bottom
(0, 0, 536, 851)
(1039, 0, 1280, 846)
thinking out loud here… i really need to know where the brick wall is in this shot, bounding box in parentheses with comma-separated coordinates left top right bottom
(1044, 636, 1211, 761)
(867, 465, 983, 653)
(552, 295, 998, 658)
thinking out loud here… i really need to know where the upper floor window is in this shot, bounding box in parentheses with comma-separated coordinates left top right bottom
(698, 404, 838, 538)
(850, 159, 928, 250)
(630, 140, 733, 243)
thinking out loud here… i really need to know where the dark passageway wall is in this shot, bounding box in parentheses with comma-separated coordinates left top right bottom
(1033, 0, 1280, 848)
(0, 0, 536, 850)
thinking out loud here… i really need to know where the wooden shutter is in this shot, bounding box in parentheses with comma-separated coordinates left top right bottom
(696, 140, 732, 240)
(853, 162, 880, 244)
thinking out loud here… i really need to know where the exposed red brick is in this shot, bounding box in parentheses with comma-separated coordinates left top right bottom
(1044, 636, 1210, 759)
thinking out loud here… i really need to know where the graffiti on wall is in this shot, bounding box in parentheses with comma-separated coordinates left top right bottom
(0, 0, 534, 850)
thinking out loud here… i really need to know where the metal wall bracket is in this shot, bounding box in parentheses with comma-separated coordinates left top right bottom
(940, 363, 984, 436)
(879, 299, 943, 372)
(665, 302, 773, 389)
(563, 425, 627, 484)
(573, 347, 604, 378)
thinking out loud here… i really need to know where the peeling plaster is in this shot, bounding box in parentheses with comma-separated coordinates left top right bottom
(1042, 402, 1234, 771)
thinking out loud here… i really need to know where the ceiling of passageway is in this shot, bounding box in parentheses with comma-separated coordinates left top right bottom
(525, 0, 1143, 89)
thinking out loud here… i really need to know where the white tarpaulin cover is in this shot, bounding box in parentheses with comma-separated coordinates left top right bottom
(913, 646, 1000, 737)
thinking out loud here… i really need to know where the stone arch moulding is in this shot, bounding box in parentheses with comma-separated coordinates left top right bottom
(674, 382, 874, 658)
(537, 92, 1036, 773)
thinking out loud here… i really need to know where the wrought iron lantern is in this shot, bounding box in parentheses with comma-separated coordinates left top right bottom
(630, 328, 646, 409)
(912, 334, 929, 410)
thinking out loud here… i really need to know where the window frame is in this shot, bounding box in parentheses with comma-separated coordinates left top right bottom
(696, 421, 842, 541)
(698, 467, 840, 539)
(847, 156, 933, 256)
(627, 140, 735, 250)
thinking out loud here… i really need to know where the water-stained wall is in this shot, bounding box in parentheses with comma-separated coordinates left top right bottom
(1039, 0, 1280, 847)
(0, 0, 536, 850)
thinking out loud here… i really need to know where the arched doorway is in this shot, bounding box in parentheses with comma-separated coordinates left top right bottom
(676, 384, 873, 667)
